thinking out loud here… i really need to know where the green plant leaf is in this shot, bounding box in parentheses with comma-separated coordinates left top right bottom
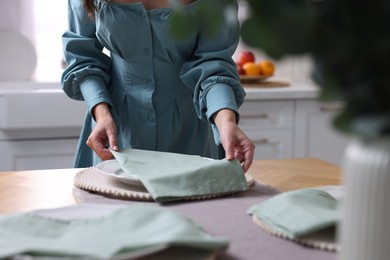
(169, 0, 234, 40)
(333, 110, 353, 136)
(169, 11, 198, 40)
(240, 17, 284, 59)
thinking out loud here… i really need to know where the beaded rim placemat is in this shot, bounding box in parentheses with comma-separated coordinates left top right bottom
(252, 215, 340, 252)
(74, 167, 255, 202)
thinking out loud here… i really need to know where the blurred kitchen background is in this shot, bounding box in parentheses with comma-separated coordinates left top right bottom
(0, 0, 350, 171)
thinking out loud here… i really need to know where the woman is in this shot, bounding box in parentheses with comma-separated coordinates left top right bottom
(61, 0, 254, 172)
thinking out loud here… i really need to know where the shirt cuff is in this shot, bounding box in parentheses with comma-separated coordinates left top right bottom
(205, 83, 239, 123)
(80, 75, 113, 114)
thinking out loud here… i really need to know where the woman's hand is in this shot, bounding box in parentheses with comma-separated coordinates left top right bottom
(86, 103, 118, 160)
(213, 109, 255, 172)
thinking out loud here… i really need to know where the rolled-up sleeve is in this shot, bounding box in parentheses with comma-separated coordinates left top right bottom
(61, 0, 112, 114)
(179, 1, 246, 124)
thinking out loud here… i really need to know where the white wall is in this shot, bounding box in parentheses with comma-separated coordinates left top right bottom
(33, 0, 68, 82)
(0, 0, 35, 43)
(0, 0, 67, 82)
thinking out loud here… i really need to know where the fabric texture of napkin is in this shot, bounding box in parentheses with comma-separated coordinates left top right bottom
(247, 189, 339, 239)
(110, 148, 248, 202)
(0, 204, 228, 259)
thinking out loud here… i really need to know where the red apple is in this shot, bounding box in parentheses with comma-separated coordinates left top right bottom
(236, 62, 245, 75)
(238, 51, 255, 65)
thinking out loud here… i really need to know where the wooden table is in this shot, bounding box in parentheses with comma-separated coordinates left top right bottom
(0, 158, 342, 214)
(248, 157, 342, 192)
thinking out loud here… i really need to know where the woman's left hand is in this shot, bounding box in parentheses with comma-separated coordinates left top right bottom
(213, 110, 255, 172)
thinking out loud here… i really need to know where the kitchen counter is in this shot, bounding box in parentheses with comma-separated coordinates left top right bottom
(0, 81, 85, 138)
(0, 81, 61, 93)
(243, 80, 321, 100)
(0, 79, 320, 99)
(0, 80, 322, 135)
(0, 80, 321, 136)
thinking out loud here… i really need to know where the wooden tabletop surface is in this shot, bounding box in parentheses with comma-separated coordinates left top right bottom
(0, 158, 342, 214)
(247, 157, 342, 192)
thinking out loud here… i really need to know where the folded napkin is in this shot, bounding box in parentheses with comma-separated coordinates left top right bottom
(247, 188, 339, 239)
(110, 148, 248, 202)
(0, 204, 228, 259)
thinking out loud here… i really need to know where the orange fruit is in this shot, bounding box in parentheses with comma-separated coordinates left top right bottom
(258, 60, 275, 75)
(242, 62, 261, 76)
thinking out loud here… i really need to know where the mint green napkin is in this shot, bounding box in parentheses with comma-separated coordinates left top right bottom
(0, 204, 228, 259)
(110, 148, 248, 202)
(247, 189, 339, 239)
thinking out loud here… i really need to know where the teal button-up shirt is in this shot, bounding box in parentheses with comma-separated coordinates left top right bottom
(61, 0, 246, 167)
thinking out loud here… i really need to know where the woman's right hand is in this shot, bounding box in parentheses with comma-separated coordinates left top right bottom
(86, 103, 118, 160)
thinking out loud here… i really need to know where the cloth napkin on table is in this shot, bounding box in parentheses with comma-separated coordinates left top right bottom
(247, 188, 340, 239)
(0, 204, 228, 259)
(110, 148, 248, 202)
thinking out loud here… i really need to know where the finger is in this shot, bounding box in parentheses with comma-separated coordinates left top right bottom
(237, 153, 244, 163)
(225, 149, 235, 160)
(223, 142, 235, 160)
(87, 137, 113, 161)
(99, 148, 115, 160)
(107, 131, 118, 151)
(242, 148, 254, 173)
(96, 145, 114, 160)
(234, 148, 242, 160)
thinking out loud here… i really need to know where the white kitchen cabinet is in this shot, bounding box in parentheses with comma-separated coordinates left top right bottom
(238, 100, 294, 129)
(0, 82, 85, 171)
(244, 128, 293, 159)
(294, 100, 351, 165)
(240, 85, 351, 166)
(239, 100, 294, 159)
(0, 138, 78, 171)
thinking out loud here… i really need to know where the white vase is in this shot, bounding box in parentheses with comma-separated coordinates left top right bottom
(339, 137, 390, 260)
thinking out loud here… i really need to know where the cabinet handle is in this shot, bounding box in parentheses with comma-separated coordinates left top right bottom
(319, 106, 343, 112)
(242, 113, 269, 119)
(258, 113, 269, 119)
(257, 138, 269, 144)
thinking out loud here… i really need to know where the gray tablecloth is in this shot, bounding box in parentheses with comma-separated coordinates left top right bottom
(73, 182, 337, 260)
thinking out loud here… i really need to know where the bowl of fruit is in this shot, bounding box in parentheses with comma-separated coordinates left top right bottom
(236, 50, 275, 83)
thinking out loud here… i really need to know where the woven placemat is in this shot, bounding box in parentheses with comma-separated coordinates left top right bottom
(242, 81, 290, 88)
(74, 168, 153, 201)
(252, 215, 340, 252)
(74, 167, 255, 202)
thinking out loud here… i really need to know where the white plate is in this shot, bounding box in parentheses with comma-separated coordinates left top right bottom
(95, 160, 143, 187)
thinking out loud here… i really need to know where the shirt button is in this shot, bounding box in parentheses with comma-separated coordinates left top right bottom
(147, 113, 154, 121)
(143, 48, 150, 56)
(146, 79, 152, 85)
